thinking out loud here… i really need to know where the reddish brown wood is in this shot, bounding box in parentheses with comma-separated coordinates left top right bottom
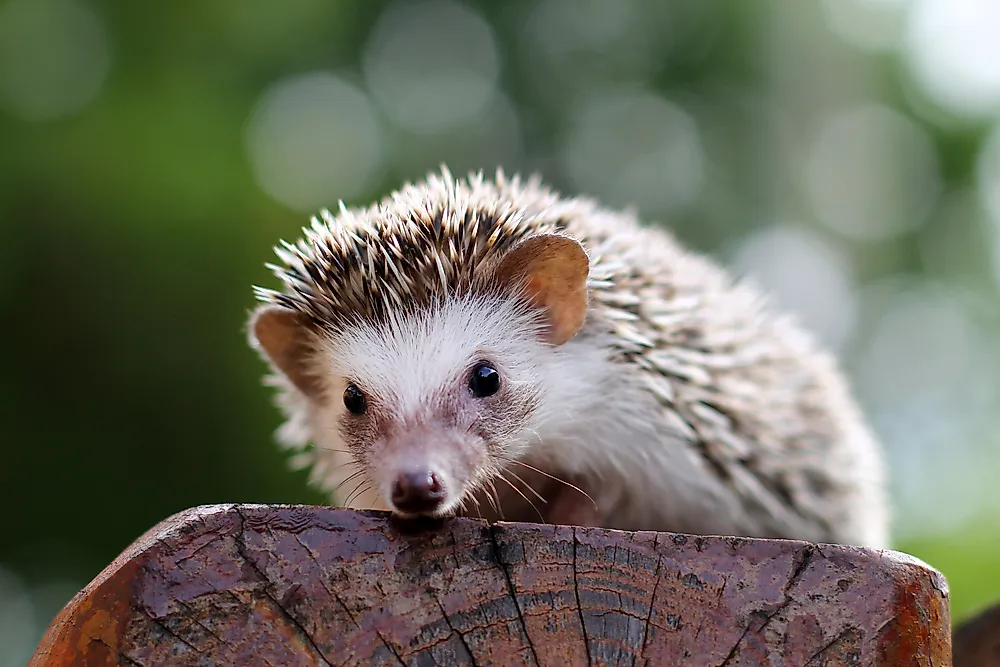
(29, 504, 951, 666)
(953, 603, 1000, 667)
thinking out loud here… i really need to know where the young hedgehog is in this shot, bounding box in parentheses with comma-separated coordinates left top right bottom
(248, 167, 889, 548)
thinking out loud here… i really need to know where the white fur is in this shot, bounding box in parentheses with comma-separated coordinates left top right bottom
(301, 294, 775, 538)
(307, 295, 550, 513)
(321, 296, 545, 428)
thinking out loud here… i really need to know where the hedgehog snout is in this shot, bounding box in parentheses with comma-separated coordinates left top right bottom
(383, 460, 463, 518)
(373, 424, 481, 518)
(390, 468, 446, 514)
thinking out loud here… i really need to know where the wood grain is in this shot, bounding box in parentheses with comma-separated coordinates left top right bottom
(29, 504, 951, 666)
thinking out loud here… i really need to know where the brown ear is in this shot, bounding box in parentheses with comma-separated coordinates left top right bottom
(494, 234, 590, 345)
(249, 306, 324, 399)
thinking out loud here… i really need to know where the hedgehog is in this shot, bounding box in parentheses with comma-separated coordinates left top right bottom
(248, 166, 889, 548)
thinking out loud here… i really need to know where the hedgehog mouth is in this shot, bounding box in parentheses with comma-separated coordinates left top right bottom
(388, 505, 457, 520)
(386, 494, 467, 522)
(380, 467, 466, 519)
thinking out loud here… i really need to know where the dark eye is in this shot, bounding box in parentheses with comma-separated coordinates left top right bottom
(343, 384, 367, 415)
(469, 363, 500, 397)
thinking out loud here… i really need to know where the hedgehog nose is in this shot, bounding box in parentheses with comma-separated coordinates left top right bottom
(391, 469, 445, 514)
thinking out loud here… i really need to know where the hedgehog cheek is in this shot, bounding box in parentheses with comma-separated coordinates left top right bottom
(249, 305, 325, 400)
(494, 234, 590, 346)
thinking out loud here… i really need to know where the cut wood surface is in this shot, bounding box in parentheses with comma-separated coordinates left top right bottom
(30, 504, 951, 666)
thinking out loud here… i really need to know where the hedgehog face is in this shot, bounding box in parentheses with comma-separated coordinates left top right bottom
(312, 295, 551, 517)
(250, 228, 593, 518)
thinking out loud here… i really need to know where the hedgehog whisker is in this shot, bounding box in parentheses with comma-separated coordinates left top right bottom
(314, 446, 356, 455)
(480, 485, 500, 515)
(331, 469, 367, 497)
(352, 482, 375, 507)
(486, 479, 504, 521)
(342, 479, 371, 507)
(466, 492, 484, 521)
(504, 468, 547, 505)
(496, 471, 546, 524)
(502, 456, 598, 511)
(346, 483, 373, 508)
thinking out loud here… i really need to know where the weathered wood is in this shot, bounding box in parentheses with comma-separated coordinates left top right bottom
(30, 504, 951, 666)
(953, 603, 1000, 667)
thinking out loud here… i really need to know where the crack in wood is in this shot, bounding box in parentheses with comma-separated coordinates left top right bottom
(149, 618, 202, 655)
(173, 598, 228, 649)
(759, 545, 817, 628)
(233, 506, 334, 667)
(435, 596, 478, 666)
(488, 523, 541, 667)
(288, 535, 405, 667)
(291, 534, 355, 609)
(804, 626, 857, 665)
(333, 586, 405, 667)
(172, 534, 225, 568)
(119, 652, 146, 667)
(572, 528, 594, 667)
(718, 620, 754, 667)
(638, 547, 663, 662)
(718, 544, 819, 666)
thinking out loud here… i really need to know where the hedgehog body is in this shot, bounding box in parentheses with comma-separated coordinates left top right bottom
(249, 167, 889, 548)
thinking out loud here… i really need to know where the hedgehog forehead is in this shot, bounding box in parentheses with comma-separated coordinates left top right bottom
(266, 196, 562, 327)
(318, 294, 544, 417)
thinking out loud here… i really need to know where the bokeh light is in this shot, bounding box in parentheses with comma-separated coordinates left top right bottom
(388, 91, 525, 180)
(803, 104, 940, 242)
(0, 0, 110, 121)
(821, 0, 909, 52)
(0, 566, 35, 667)
(852, 280, 1000, 538)
(0, 565, 78, 667)
(362, 0, 500, 135)
(903, 0, 1000, 119)
(560, 89, 704, 217)
(245, 72, 385, 211)
(728, 225, 858, 352)
(519, 0, 658, 105)
(972, 125, 1000, 292)
(978, 123, 1000, 231)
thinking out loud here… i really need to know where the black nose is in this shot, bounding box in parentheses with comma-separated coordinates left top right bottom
(391, 470, 445, 514)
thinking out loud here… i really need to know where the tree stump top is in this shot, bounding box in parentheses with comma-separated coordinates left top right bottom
(30, 504, 951, 666)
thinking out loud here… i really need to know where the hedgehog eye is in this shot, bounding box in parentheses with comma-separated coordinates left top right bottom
(343, 384, 367, 414)
(469, 363, 500, 398)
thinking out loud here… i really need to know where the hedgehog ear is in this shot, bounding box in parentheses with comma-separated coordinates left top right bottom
(495, 234, 590, 345)
(249, 306, 324, 399)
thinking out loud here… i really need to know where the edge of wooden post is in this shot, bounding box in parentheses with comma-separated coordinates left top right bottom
(28, 504, 952, 666)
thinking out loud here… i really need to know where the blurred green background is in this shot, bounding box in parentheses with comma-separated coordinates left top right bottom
(2, 0, 999, 661)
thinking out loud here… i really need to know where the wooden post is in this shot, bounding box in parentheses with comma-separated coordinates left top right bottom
(29, 504, 951, 666)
